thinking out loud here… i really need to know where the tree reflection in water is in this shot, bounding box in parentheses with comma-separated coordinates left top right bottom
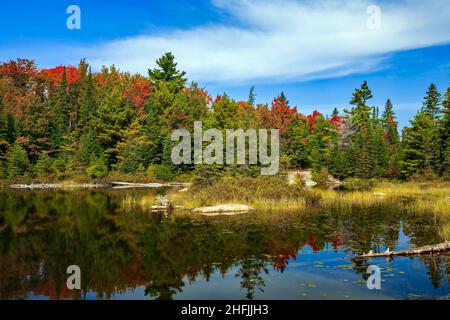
(0, 189, 448, 300)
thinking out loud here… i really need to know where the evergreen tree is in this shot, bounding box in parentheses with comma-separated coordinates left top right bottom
(0, 95, 9, 158)
(327, 132, 349, 179)
(382, 99, 399, 145)
(440, 88, 450, 176)
(331, 107, 339, 117)
(6, 144, 30, 178)
(423, 83, 442, 119)
(279, 91, 289, 105)
(148, 52, 187, 91)
(144, 81, 178, 165)
(49, 67, 71, 150)
(91, 85, 134, 166)
(116, 119, 148, 174)
(307, 114, 331, 174)
(78, 68, 96, 132)
(347, 81, 375, 178)
(284, 116, 309, 168)
(401, 109, 439, 178)
(79, 131, 102, 165)
(210, 93, 239, 129)
(380, 99, 401, 177)
(248, 86, 256, 107)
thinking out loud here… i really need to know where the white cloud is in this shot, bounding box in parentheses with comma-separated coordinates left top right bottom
(56, 0, 450, 84)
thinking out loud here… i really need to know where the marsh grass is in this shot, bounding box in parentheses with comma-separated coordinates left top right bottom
(440, 223, 450, 240)
(121, 194, 158, 212)
(120, 177, 450, 238)
(168, 177, 321, 211)
(165, 178, 450, 218)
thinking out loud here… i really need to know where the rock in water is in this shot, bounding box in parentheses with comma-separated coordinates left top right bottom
(193, 204, 255, 215)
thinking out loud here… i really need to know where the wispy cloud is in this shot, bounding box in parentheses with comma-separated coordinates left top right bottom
(7, 0, 450, 84)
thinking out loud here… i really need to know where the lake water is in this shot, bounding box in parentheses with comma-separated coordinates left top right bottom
(0, 189, 448, 300)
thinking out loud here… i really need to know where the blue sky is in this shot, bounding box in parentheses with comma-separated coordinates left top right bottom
(1, 0, 450, 129)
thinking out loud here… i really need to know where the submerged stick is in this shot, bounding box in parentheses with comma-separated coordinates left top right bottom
(112, 181, 190, 188)
(358, 241, 450, 258)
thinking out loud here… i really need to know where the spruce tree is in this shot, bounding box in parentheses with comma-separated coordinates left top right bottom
(381, 99, 400, 177)
(279, 91, 289, 105)
(78, 68, 96, 132)
(423, 83, 442, 119)
(307, 114, 331, 174)
(0, 95, 9, 158)
(401, 109, 439, 178)
(284, 116, 309, 168)
(91, 85, 134, 166)
(248, 86, 256, 107)
(440, 88, 450, 176)
(116, 119, 148, 173)
(347, 81, 375, 178)
(382, 99, 399, 145)
(50, 67, 71, 150)
(6, 144, 30, 178)
(331, 107, 339, 117)
(210, 93, 239, 129)
(144, 80, 178, 165)
(148, 52, 187, 91)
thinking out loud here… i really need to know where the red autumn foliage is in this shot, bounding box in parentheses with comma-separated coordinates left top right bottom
(255, 104, 271, 128)
(272, 250, 297, 272)
(306, 110, 322, 131)
(307, 234, 321, 253)
(328, 114, 345, 128)
(39, 66, 80, 86)
(183, 86, 213, 105)
(237, 100, 254, 114)
(199, 88, 213, 105)
(387, 114, 398, 128)
(269, 97, 298, 133)
(331, 236, 345, 249)
(124, 76, 152, 112)
(0, 59, 38, 88)
(213, 94, 222, 104)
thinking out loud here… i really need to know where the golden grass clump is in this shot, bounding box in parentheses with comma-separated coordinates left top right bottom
(169, 176, 321, 211)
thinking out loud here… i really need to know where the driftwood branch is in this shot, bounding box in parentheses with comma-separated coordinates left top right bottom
(112, 182, 189, 189)
(357, 241, 450, 258)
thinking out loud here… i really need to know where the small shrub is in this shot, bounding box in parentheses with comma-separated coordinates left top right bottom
(312, 167, 330, 184)
(303, 190, 321, 206)
(34, 155, 54, 177)
(147, 165, 157, 179)
(154, 164, 177, 181)
(6, 144, 30, 178)
(86, 158, 108, 179)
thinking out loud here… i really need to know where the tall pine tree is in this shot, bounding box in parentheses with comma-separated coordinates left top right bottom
(440, 88, 450, 177)
(148, 52, 187, 92)
(347, 81, 375, 178)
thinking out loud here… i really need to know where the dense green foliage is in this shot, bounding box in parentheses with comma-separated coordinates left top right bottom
(0, 55, 449, 181)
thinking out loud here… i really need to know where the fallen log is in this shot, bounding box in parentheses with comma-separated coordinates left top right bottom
(357, 241, 450, 258)
(193, 204, 255, 215)
(112, 181, 190, 189)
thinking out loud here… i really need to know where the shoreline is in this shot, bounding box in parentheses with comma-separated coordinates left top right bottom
(6, 181, 190, 190)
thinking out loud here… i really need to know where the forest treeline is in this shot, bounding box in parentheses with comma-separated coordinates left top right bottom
(0, 53, 449, 181)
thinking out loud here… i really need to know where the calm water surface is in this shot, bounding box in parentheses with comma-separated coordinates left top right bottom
(0, 189, 448, 300)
